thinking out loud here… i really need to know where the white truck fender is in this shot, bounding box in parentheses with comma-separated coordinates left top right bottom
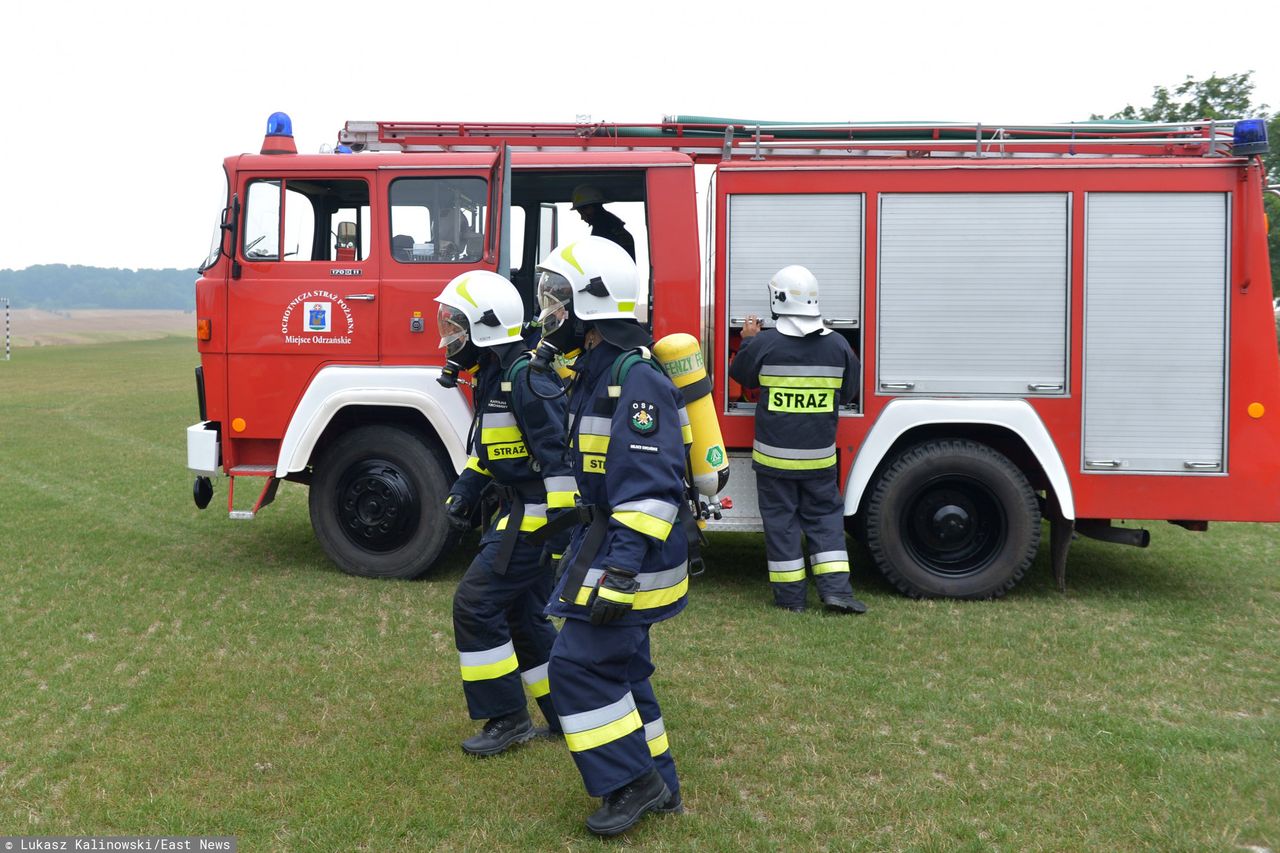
(843, 399, 1075, 520)
(275, 366, 472, 477)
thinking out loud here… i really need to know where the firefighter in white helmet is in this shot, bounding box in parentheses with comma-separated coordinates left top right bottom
(436, 271, 576, 756)
(570, 184, 636, 260)
(533, 236, 687, 836)
(729, 265, 868, 614)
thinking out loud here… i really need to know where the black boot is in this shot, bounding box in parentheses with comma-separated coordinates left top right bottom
(653, 789, 684, 815)
(585, 767, 671, 837)
(821, 593, 868, 614)
(461, 709, 535, 756)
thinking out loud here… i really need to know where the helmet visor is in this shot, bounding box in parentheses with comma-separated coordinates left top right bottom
(535, 270, 573, 335)
(437, 304, 470, 357)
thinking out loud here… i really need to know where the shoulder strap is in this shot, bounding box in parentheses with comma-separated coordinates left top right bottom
(499, 351, 533, 392)
(607, 346, 665, 403)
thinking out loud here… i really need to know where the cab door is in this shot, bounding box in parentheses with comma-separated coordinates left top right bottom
(226, 172, 379, 445)
(377, 152, 504, 363)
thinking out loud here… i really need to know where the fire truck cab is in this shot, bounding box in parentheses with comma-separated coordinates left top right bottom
(189, 113, 1280, 598)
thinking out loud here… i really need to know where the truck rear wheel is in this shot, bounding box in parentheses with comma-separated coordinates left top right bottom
(865, 439, 1040, 599)
(309, 424, 454, 579)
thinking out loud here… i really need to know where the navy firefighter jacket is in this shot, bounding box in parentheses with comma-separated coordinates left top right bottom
(728, 328, 860, 480)
(449, 346, 577, 555)
(546, 340, 690, 626)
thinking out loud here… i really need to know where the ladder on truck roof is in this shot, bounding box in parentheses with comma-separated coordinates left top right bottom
(337, 116, 1248, 162)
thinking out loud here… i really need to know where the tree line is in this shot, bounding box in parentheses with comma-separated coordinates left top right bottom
(0, 265, 196, 310)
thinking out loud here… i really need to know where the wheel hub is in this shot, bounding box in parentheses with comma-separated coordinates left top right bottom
(903, 476, 1006, 578)
(337, 461, 420, 552)
(931, 504, 971, 543)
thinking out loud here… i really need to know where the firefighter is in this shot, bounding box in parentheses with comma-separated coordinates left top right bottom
(437, 271, 577, 756)
(729, 265, 868, 615)
(570, 185, 636, 260)
(534, 236, 686, 836)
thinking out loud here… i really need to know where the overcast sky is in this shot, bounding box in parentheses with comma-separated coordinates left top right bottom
(3, 0, 1276, 271)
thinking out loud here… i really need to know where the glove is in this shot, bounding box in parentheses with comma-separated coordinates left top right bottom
(587, 567, 639, 626)
(443, 495, 471, 533)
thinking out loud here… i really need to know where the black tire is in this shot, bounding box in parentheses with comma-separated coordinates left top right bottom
(865, 439, 1040, 599)
(308, 424, 454, 579)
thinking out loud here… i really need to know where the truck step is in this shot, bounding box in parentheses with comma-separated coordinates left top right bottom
(229, 465, 275, 477)
(227, 469, 280, 520)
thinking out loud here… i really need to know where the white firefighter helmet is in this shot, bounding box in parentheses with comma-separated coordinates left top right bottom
(535, 236, 639, 334)
(570, 184, 606, 210)
(768, 265, 821, 318)
(434, 271, 525, 355)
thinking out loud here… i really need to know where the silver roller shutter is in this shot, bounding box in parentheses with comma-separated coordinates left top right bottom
(726, 194, 862, 327)
(878, 193, 1070, 395)
(1083, 192, 1228, 474)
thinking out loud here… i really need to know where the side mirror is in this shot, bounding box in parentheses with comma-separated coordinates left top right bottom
(336, 221, 357, 247)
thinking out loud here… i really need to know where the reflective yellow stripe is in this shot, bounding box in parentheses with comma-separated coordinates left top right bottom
(465, 456, 491, 477)
(769, 568, 807, 583)
(487, 441, 529, 459)
(759, 374, 842, 389)
(481, 426, 523, 444)
(496, 514, 549, 533)
(526, 677, 550, 698)
(578, 434, 610, 454)
(637, 575, 687, 608)
(460, 654, 519, 682)
(647, 731, 670, 757)
(597, 585, 636, 605)
(681, 424, 694, 445)
(582, 455, 606, 474)
(613, 511, 673, 541)
(547, 490, 579, 509)
(574, 575, 687, 609)
(812, 560, 850, 575)
(564, 709, 643, 753)
(752, 449, 837, 470)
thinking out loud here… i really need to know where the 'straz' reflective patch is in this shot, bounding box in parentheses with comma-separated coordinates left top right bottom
(583, 455, 606, 474)
(769, 388, 835, 413)
(487, 441, 529, 459)
(629, 401, 658, 434)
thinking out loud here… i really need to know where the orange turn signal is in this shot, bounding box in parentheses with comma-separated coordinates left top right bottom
(197, 318, 212, 341)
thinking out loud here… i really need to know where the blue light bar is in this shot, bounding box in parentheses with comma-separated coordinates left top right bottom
(1232, 118, 1268, 156)
(266, 112, 294, 138)
(335, 144, 353, 154)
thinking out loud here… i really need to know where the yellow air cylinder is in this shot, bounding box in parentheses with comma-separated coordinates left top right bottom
(652, 333, 730, 497)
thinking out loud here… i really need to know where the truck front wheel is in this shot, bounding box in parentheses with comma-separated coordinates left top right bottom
(309, 424, 454, 579)
(865, 439, 1040, 599)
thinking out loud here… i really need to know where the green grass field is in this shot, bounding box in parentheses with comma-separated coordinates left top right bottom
(1, 338, 1277, 851)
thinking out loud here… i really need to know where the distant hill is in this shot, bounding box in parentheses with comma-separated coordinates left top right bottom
(0, 265, 196, 310)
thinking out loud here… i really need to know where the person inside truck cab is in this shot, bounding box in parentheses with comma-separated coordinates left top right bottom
(570, 185, 636, 260)
(435, 202, 480, 262)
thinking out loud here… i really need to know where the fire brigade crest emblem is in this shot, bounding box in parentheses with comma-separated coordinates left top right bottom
(629, 401, 657, 434)
(304, 301, 332, 332)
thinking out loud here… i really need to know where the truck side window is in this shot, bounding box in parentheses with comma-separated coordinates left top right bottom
(243, 180, 282, 260)
(389, 177, 488, 264)
(243, 178, 370, 262)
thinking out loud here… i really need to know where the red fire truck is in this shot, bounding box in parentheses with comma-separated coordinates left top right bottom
(188, 113, 1279, 598)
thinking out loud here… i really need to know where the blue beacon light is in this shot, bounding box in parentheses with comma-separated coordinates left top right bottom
(261, 112, 297, 155)
(335, 144, 353, 154)
(266, 112, 294, 138)
(1231, 118, 1269, 156)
